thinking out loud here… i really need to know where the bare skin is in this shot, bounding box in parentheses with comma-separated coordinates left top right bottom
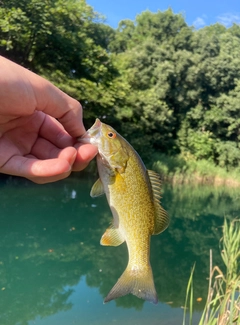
(0, 56, 98, 184)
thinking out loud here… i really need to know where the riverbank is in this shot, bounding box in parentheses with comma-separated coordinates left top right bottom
(183, 219, 240, 325)
(151, 153, 240, 187)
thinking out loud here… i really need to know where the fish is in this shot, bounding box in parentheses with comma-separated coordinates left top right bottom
(80, 118, 169, 304)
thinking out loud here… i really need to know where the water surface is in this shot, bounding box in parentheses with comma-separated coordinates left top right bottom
(0, 173, 239, 325)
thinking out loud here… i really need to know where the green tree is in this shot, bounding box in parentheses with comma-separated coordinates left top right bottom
(0, 0, 125, 123)
(1, 2, 240, 168)
(109, 10, 197, 157)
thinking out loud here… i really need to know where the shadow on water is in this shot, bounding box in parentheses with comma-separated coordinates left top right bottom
(0, 173, 239, 324)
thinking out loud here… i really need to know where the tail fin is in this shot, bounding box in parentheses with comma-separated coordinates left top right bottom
(104, 265, 158, 304)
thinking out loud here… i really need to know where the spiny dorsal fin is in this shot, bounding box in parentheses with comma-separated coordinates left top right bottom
(100, 225, 125, 246)
(90, 178, 105, 197)
(147, 170, 169, 235)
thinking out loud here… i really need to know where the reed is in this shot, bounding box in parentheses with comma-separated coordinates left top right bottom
(183, 219, 240, 325)
(183, 263, 195, 325)
(152, 153, 240, 187)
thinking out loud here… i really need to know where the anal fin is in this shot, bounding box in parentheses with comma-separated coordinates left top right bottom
(100, 226, 124, 246)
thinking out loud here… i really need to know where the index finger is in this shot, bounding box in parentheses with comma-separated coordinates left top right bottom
(0, 56, 85, 137)
(32, 76, 85, 137)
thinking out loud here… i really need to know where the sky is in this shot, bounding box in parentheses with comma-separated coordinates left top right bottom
(87, 0, 240, 29)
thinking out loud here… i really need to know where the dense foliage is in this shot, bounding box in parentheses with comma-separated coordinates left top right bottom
(0, 0, 240, 169)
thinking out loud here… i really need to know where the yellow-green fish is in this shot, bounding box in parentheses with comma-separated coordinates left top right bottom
(80, 118, 169, 304)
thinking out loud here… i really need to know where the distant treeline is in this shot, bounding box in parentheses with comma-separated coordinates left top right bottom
(1, 0, 240, 170)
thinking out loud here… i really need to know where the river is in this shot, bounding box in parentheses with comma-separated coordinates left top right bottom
(0, 172, 239, 325)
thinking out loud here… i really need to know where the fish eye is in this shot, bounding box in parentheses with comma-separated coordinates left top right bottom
(107, 132, 116, 139)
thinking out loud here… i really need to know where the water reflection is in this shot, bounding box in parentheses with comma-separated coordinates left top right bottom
(0, 173, 239, 325)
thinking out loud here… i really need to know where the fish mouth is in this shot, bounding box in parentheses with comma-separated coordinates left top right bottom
(78, 118, 102, 144)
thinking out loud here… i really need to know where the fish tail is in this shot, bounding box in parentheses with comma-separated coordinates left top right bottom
(104, 265, 158, 304)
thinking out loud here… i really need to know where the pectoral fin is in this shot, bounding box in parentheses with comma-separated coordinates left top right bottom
(90, 178, 105, 197)
(147, 170, 169, 235)
(100, 226, 125, 246)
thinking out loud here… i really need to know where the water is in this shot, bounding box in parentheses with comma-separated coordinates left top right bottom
(0, 173, 239, 325)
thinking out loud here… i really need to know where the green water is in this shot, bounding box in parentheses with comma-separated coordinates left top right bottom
(0, 173, 239, 325)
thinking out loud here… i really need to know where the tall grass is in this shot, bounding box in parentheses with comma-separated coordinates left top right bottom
(152, 153, 240, 186)
(183, 219, 240, 325)
(183, 264, 196, 325)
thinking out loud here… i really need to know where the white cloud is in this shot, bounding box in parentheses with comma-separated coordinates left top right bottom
(193, 17, 206, 28)
(217, 13, 240, 26)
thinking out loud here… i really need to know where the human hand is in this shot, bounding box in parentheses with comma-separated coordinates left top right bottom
(0, 56, 98, 183)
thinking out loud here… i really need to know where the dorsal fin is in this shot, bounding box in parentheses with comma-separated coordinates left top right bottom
(147, 170, 169, 235)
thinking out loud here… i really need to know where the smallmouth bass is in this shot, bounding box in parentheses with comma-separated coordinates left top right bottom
(80, 118, 169, 304)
